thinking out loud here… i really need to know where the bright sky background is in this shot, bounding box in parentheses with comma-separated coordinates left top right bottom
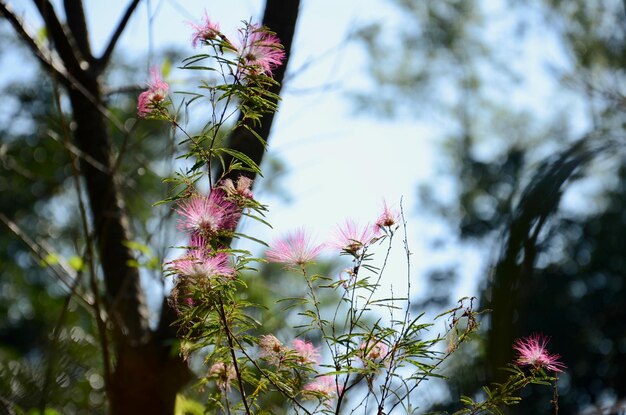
(3, 0, 584, 321)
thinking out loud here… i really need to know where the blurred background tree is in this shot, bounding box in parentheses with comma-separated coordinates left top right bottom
(356, 0, 626, 413)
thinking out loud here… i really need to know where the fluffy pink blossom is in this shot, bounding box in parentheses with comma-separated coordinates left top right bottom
(189, 12, 222, 47)
(292, 339, 320, 365)
(137, 67, 169, 118)
(209, 362, 237, 392)
(513, 333, 566, 373)
(169, 248, 234, 281)
(328, 220, 379, 254)
(359, 339, 389, 361)
(303, 375, 342, 400)
(238, 24, 285, 77)
(259, 334, 285, 366)
(266, 228, 323, 266)
(176, 191, 239, 238)
(375, 201, 399, 229)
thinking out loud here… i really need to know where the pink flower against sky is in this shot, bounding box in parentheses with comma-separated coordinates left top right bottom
(303, 375, 342, 400)
(265, 228, 323, 266)
(513, 333, 566, 373)
(328, 219, 379, 254)
(189, 12, 222, 48)
(137, 67, 169, 118)
(292, 339, 320, 365)
(169, 249, 234, 280)
(238, 24, 285, 77)
(375, 201, 399, 229)
(176, 190, 239, 238)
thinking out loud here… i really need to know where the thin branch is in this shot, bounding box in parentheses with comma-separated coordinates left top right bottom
(32, 0, 80, 71)
(0, 1, 70, 86)
(0, 2, 129, 134)
(97, 0, 141, 70)
(0, 212, 94, 309)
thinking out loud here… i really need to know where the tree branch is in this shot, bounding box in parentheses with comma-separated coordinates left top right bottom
(63, 0, 93, 63)
(0, 1, 70, 87)
(97, 0, 141, 71)
(214, 0, 301, 186)
(32, 0, 81, 72)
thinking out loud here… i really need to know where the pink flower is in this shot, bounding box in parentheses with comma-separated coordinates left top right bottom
(375, 201, 399, 229)
(259, 334, 286, 366)
(169, 248, 234, 280)
(328, 220, 379, 254)
(238, 24, 285, 77)
(303, 375, 342, 400)
(176, 191, 239, 238)
(513, 333, 566, 373)
(137, 67, 169, 118)
(189, 12, 222, 48)
(266, 228, 323, 266)
(292, 339, 320, 365)
(359, 339, 389, 361)
(209, 362, 237, 392)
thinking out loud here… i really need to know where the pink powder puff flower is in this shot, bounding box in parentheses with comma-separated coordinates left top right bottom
(209, 362, 237, 392)
(259, 334, 286, 366)
(169, 249, 234, 281)
(329, 220, 379, 254)
(238, 24, 285, 77)
(137, 67, 169, 118)
(359, 339, 389, 362)
(376, 201, 399, 229)
(303, 375, 342, 400)
(513, 333, 566, 373)
(266, 228, 323, 266)
(292, 339, 320, 365)
(176, 191, 239, 238)
(189, 12, 222, 48)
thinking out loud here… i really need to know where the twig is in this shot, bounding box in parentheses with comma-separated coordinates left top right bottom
(97, 0, 141, 70)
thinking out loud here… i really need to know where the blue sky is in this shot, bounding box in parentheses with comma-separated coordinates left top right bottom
(2, 0, 588, 311)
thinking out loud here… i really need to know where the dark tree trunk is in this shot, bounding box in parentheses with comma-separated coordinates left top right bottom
(215, 0, 301, 185)
(1, 0, 301, 412)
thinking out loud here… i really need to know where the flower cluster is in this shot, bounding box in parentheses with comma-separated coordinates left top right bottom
(266, 228, 323, 267)
(265, 202, 400, 267)
(513, 333, 566, 373)
(168, 177, 253, 308)
(189, 14, 285, 78)
(303, 376, 342, 400)
(137, 67, 169, 118)
(258, 335, 319, 368)
(189, 12, 222, 47)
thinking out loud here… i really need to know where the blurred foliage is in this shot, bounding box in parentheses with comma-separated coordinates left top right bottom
(356, 0, 626, 413)
(0, 36, 181, 412)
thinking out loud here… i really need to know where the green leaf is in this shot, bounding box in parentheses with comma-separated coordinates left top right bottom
(218, 148, 263, 175)
(174, 395, 205, 415)
(161, 58, 172, 77)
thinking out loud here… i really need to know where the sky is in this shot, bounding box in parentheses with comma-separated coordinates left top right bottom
(1, 0, 581, 317)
